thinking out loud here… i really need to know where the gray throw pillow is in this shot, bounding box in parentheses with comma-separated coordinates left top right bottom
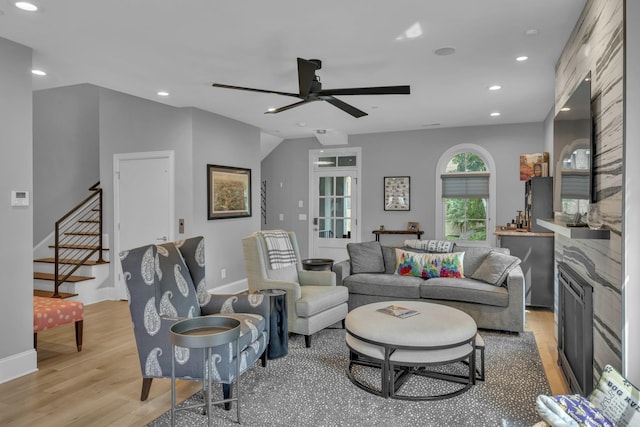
(347, 241, 385, 274)
(471, 250, 521, 286)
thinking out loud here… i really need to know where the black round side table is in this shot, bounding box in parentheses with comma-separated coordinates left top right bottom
(301, 258, 334, 271)
(257, 289, 288, 359)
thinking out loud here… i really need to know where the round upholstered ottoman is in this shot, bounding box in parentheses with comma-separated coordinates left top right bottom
(345, 300, 478, 400)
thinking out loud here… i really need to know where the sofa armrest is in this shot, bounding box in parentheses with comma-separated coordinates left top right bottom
(332, 259, 351, 286)
(298, 269, 336, 286)
(505, 265, 526, 329)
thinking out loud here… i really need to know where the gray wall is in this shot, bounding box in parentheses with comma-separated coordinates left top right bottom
(33, 84, 100, 244)
(97, 89, 261, 291)
(262, 122, 545, 258)
(624, 0, 640, 384)
(190, 107, 261, 287)
(0, 38, 35, 380)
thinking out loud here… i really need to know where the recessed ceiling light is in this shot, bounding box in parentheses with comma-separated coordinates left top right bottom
(396, 22, 423, 40)
(524, 29, 540, 36)
(434, 47, 456, 56)
(157, 91, 169, 97)
(488, 85, 502, 91)
(516, 56, 529, 62)
(560, 107, 571, 112)
(490, 112, 501, 117)
(15, 2, 38, 11)
(31, 69, 46, 76)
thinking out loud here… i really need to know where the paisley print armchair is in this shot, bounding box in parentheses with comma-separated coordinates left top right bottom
(119, 236, 269, 402)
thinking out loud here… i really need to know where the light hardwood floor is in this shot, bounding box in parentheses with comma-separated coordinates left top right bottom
(0, 301, 568, 427)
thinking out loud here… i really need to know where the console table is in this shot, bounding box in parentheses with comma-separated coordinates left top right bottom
(372, 229, 424, 242)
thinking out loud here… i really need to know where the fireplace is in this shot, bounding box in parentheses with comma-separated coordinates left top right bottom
(557, 263, 594, 395)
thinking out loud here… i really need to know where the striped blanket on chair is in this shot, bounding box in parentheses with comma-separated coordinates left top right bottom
(261, 230, 298, 270)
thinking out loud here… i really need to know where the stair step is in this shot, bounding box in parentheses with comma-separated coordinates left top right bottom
(47, 244, 107, 250)
(34, 258, 109, 266)
(33, 290, 78, 299)
(64, 231, 100, 236)
(34, 272, 95, 283)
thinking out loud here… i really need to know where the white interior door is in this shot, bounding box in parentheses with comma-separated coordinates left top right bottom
(309, 148, 361, 261)
(114, 151, 174, 299)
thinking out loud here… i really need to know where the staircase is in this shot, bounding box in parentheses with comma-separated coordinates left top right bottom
(33, 182, 110, 302)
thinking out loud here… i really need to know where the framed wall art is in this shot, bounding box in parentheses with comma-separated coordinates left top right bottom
(384, 176, 410, 211)
(207, 164, 251, 220)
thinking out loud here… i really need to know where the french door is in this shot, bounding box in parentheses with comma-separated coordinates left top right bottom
(309, 148, 361, 261)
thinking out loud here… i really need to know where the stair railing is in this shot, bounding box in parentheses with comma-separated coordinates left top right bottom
(53, 182, 104, 297)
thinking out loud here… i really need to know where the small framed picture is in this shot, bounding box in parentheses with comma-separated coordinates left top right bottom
(407, 221, 419, 231)
(384, 176, 410, 211)
(207, 164, 252, 220)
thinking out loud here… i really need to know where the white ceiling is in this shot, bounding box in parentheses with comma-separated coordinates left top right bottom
(0, 0, 586, 140)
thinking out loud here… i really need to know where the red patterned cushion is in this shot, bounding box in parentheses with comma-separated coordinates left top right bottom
(33, 296, 84, 333)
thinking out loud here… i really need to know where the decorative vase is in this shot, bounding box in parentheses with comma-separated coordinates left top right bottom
(586, 204, 603, 230)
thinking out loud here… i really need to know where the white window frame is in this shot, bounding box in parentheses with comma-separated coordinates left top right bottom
(435, 144, 496, 247)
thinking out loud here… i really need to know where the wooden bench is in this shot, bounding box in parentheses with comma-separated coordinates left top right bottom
(33, 296, 84, 351)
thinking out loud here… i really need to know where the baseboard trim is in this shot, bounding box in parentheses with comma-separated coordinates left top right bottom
(209, 278, 248, 295)
(0, 349, 37, 384)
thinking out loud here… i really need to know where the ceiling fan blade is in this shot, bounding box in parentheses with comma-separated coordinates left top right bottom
(264, 99, 312, 114)
(212, 83, 299, 98)
(297, 58, 320, 98)
(319, 85, 411, 96)
(322, 96, 367, 118)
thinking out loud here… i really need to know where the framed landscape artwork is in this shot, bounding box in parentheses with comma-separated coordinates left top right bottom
(384, 176, 410, 211)
(207, 164, 251, 220)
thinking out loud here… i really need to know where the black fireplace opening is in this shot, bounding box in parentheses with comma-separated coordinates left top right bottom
(557, 262, 594, 395)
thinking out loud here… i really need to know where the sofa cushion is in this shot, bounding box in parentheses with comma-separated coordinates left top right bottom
(344, 273, 422, 299)
(394, 249, 465, 279)
(454, 245, 509, 277)
(420, 277, 509, 307)
(157, 242, 201, 317)
(347, 241, 385, 274)
(382, 246, 398, 274)
(471, 250, 522, 286)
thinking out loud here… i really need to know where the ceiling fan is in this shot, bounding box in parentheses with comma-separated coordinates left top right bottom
(212, 58, 410, 118)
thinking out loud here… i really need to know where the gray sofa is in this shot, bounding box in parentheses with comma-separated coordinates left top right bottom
(333, 241, 525, 333)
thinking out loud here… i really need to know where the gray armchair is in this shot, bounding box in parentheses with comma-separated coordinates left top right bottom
(242, 230, 348, 347)
(119, 236, 269, 404)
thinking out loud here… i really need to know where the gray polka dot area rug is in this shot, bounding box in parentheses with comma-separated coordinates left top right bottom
(147, 328, 549, 427)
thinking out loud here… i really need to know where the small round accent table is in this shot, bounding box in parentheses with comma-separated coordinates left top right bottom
(301, 258, 334, 271)
(170, 315, 241, 427)
(345, 301, 479, 400)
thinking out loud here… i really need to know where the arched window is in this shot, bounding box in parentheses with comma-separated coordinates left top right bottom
(435, 145, 496, 245)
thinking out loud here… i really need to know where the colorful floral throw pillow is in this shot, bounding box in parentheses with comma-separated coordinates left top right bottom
(394, 249, 464, 279)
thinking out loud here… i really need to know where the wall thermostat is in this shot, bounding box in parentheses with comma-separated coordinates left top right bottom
(11, 190, 29, 206)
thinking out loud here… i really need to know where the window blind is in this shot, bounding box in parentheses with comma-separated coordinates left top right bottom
(560, 171, 590, 199)
(441, 173, 489, 198)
